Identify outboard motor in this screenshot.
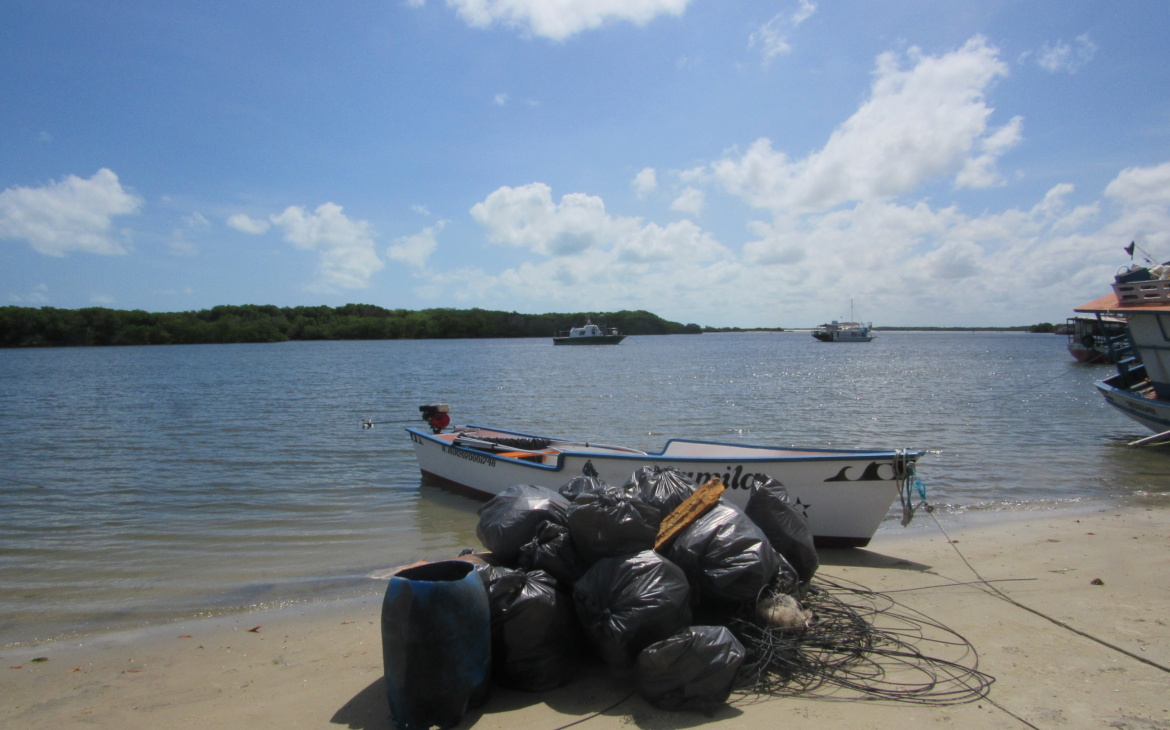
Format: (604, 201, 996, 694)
(419, 404, 450, 433)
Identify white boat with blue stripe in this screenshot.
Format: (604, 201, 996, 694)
(407, 408, 925, 548)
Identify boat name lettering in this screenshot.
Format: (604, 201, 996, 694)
(1127, 401, 1157, 416)
(441, 444, 496, 466)
(683, 464, 772, 491)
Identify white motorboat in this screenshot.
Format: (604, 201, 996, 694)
(552, 320, 626, 345)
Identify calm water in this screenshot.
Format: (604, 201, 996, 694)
(2, 332, 1168, 647)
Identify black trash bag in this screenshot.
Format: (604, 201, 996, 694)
(744, 479, 819, 588)
(635, 625, 747, 713)
(664, 501, 791, 607)
(558, 475, 610, 501)
(573, 550, 692, 668)
(518, 521, 585, 586)
(474, 561, 521, 598)
(474, 564, 581, 692)
(566, 486, 661, 565)
(624, 466, 697, 518)
(476, 485, 571, 566)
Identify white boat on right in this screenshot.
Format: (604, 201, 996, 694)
(1075, 247, 1170, 443)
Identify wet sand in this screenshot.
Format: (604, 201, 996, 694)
(3, 504, 1168, 729)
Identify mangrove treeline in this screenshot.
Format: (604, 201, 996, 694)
(0, 305, 704, 347)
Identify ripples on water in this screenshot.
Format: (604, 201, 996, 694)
(1, 332, 1167, 645)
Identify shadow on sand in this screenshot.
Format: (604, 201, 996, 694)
(817, 546, 932, 572)
(332, 661, 745, 730)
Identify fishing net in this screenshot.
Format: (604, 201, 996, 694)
(728, 575, 995, 705)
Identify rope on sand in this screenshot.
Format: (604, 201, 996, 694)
(928, 510, 1170, 675)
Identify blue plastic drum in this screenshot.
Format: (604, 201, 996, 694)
(381, 560, 491, 730)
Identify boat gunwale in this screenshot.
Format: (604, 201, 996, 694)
(407, 424, 923, 469)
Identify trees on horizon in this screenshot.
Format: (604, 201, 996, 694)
(0, 304, 703, 347)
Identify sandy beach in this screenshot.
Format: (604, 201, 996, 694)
(3, 504, 1168, 730)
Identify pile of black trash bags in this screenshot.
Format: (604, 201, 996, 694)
(471, 466, 819, 713)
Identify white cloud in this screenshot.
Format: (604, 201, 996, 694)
(955, 115, 1023, 189)
(227, 213, 271, 235)
(632, 167, 658, 198)
(715, 36, 1013, 212)
(445, 0, 692, 41)
(185, 212, 209, 229)
(922, 239, 982, 280)
(670, 186, 704, 218)
(1035, 34, 1097, 74)
(169, 233, 198, 257)
(440, 183, 734, 318)
(613, 218, 724, 263)
(711, 161, 1170, 327)
(427, 164, 1159, 325)
(269, 203, 384, 291)
(0, 169, 142, 256)
(678, 166, 709, 184)
(1104, 162, 1170, 208)
(9, 284, 50, 304)
(388, 221, 445, 268)
(470, 183, 610, 255)
(749, 0, 816, 62)
(169, 212, 209, 256)
(412, 204, 431, 216)
(493, 92, 509, 106)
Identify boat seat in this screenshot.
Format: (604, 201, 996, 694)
(495, 451, 545, 463)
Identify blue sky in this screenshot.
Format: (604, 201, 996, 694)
(3, 1, 1170, 328)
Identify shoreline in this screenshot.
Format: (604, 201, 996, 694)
(0, 495, 1142, 652)
(4, 493, 1146, 655)
(3, 502, 1169, 729)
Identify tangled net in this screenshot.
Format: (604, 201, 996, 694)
(728, 575, 995, 705)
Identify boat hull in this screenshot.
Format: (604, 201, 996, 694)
(1069, 345, 1107, 364)
(552, 335, 626, 345)
(1066, 315, 1126, 364)
(1095, 377, 1170, 432)
(407, 426, 922, 548)
(812, 332, 873, 343)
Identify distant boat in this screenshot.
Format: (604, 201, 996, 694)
(812, 301, 873, 342)
(1065, 315, 1127, 363)
(553, 320, 626, 345)
(812, 320, 873, 343)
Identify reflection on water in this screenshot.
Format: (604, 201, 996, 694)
(1, 332, 1167, 645)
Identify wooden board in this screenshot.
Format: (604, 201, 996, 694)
(654, 477, 726, 551)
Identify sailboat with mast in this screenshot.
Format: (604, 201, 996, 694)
(812, 300, 874, 343)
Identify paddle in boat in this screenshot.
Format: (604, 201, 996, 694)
(408, 405, 926, 548)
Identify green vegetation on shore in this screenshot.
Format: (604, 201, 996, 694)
(0, 305, 703, 347)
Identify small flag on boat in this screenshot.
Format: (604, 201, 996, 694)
(1125, 241, 1136, 257)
